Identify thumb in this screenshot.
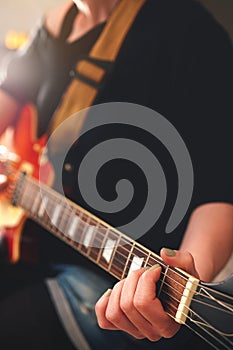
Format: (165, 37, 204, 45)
(160, 248, 200, 279)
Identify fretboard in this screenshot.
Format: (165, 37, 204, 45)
(12, 171, 197, 322)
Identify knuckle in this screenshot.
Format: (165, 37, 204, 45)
(120, 299, 133, 313)
(161, 324, 180, 338)
(105, 309, 120, 325)
(98, 319, 110, 329)
(184, 250, 195, 265)
(133, 296, 147, 311)
(133, 333, 145, 340)
(146, 331, 161, 342)
(161, 326, 174, 338)
(149, 335, 161, 342)
(113, 280, 124, 291)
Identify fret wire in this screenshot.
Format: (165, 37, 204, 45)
(58, 197, 73, 234)
(23, 180, 34, 208)
(89, 232, 187, 292)
(31, 190, 41, 214)
(107, 233, 122, 272)
(143, 251, 151, 268)
(30, 181, 40, 212)
(42, 203, 51, 228)
(22, 178, 232, 334)
(57, 200, 71, 234)
(96, 227, 110, 263)
(157, 264, 169, 298)
(77, 229, 153, 277)
(23, 207, 191, 302)
(93, 224, 107, 251)
(13, 172, 23, 205)
(86, 226, 163, 272)
(86, 222, 99, 256)
(74, 210, 85, 248)
(17, 177, 30, 208)
(81, 230, 154, 273)
(121, 241, 136, 279)
(24, 177, 152, 258)
(79, 214, 91, 249)
(22, 181, 37, 212)
(23, 175, 193, 290)
(52, 194, 65, 231)
(109, 241, 133, 272)
(16, 183, 188, 294)
(47, 189, 58, 226)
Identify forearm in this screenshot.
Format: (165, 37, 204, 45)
(179, 202, 233, 282)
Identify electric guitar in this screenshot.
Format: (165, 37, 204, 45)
(0, 105, 232, 349)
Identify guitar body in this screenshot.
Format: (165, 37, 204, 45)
(0, 104, 53, 263)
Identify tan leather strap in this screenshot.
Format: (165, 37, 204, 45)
(50, 0, 145, 153)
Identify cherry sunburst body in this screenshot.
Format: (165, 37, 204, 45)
(0, 104, 53, 263)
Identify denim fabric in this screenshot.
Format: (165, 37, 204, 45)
(52, 264, 128, 350)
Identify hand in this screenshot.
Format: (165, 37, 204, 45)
(95, 248, 200, 341)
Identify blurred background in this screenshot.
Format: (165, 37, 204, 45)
(0, 0, 232, 51)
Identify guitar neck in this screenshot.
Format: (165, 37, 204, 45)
(12, 170, 199, 324)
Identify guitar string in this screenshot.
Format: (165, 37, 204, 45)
(19, 177, 233, 313)
(184, 323, 221, 350)
(179, 310, 231, 350)
(11, 174, 233, 348)
(162, 290, 233, 350)
(17, 175, 233, 308)
(19, 177, 233, 315)
(161, 285, 233, 344)
(152, 284, 232, 350)
(172, 299, 233, 349)
(153, 276, 233, 318)
(16, 177, 233, 348)
(22, 190, 233, 323)
(194, 287, 233, 313)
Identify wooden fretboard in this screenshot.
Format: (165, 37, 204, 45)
(12, 170, 197, 322)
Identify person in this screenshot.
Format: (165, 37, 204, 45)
(0, 0, 232, 349)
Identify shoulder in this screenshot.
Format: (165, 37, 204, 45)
(45, 1, 74, 38)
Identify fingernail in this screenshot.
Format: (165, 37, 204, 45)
(103, 288, 112, 297)
(164, 248, 176, 257)
(148, 263, 161, 270)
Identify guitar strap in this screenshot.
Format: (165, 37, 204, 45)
(49, 0, 146, 154)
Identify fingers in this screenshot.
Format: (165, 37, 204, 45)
(96, 278, 145, 339)
(120, 266, 162, 341)
(95, 289, 118, 330)
(96, 248, 198, 342)
(132, 266, 180, 338)
(160, 248, 200, 278)
(95, 264, 180, 341)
